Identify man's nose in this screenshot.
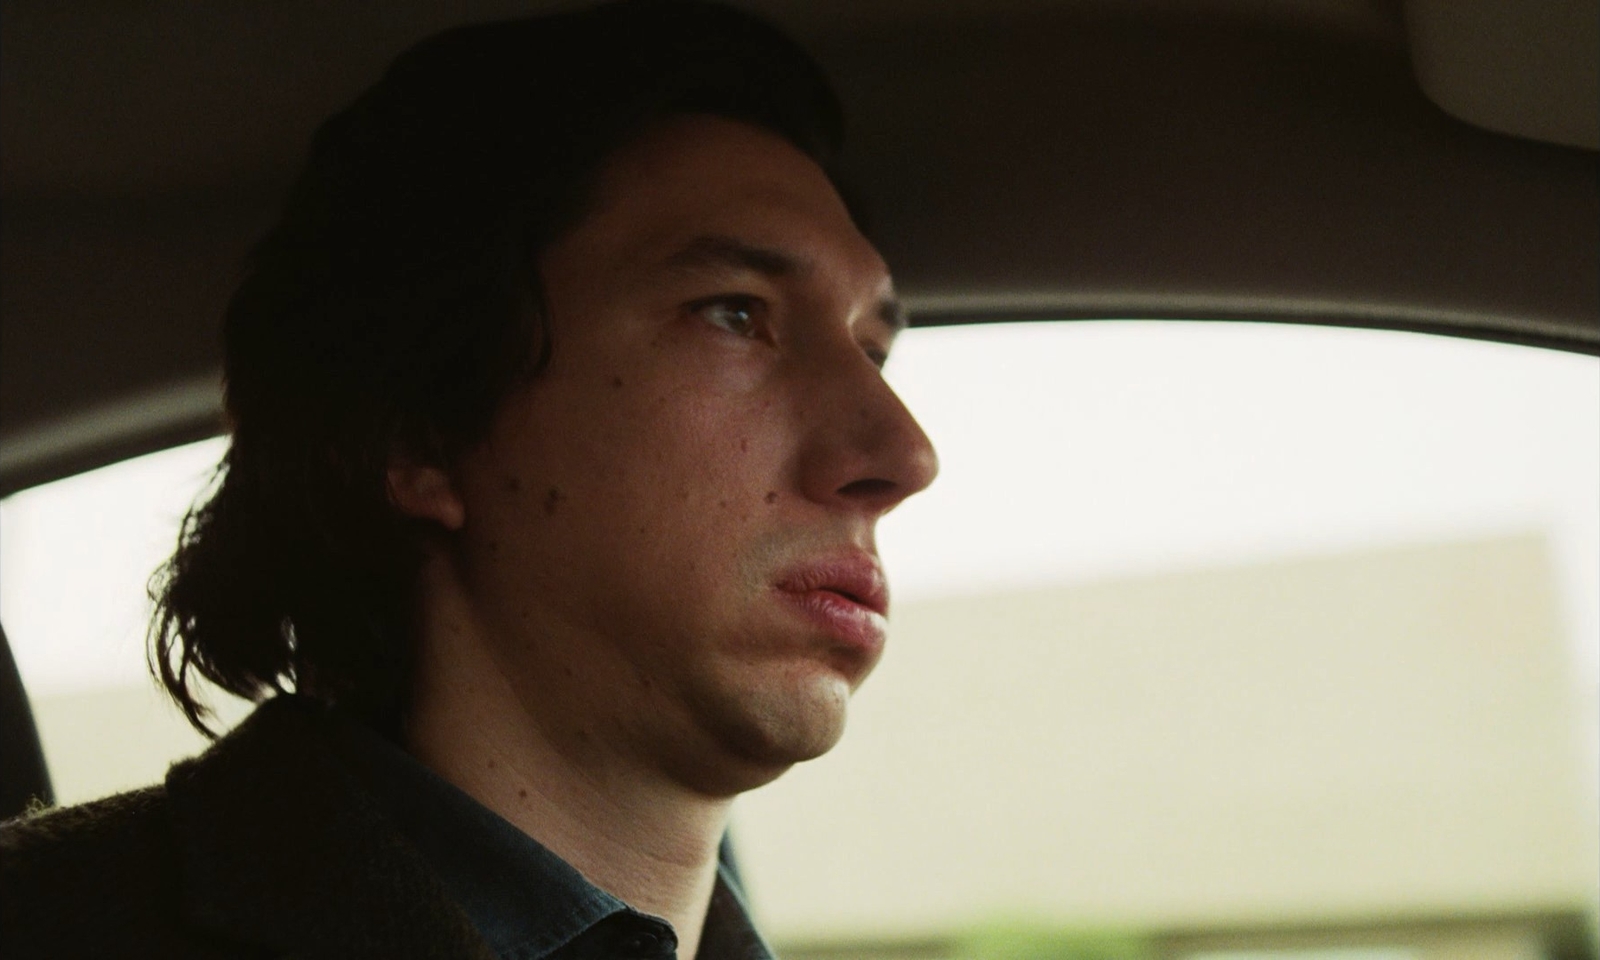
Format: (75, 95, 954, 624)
(797, 352, 939, 517)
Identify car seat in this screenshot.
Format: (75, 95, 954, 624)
(0, 623, 54, 818)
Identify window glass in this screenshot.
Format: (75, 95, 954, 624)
(1188, 952, 1417, 960)
(745, 321, 1598, 950)
(3, 436, 228, 694)
(2, 321, 1595, 952)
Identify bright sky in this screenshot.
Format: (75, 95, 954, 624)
(3, 320, 1597, 697)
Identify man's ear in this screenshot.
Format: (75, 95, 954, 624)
(387, 462, 467, 531)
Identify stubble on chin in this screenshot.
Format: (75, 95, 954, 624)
(677, 664, 854, 795)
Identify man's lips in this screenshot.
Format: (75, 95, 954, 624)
(771, 551, 890, 660)
(772, 553, 889, 617)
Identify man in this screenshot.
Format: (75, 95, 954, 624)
(0, 1, 935, 958)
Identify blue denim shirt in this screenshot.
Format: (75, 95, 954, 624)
(331, 718, 774, 960)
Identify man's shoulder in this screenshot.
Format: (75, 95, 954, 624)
(0, 783, 214, 957)
(3, 697, 494, 959)
(0, 699, 351, 958)
(1, 781, 174, 874)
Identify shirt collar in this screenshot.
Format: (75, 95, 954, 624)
(330, 714, 773, 960)
(700, 860, 776, 960)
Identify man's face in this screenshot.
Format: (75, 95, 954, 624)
(447, 115, 937, 795)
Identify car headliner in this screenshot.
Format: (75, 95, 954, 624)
(1, 0, 1596, 496)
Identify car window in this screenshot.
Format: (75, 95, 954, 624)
(3, 320, 1596, 957)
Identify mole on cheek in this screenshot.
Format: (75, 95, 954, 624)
(544, 487, 565, 514)
(764, 491, 778, 504)
(611, 376, 624, 388)
(739, 438, 749, 453)
(504, 476, 522, 493)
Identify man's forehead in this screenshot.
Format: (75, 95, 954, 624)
(560, 116, 899, 318)
(618, 179, 876, 275)
(579, 120, 852, 244)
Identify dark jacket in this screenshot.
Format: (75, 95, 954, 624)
(0, 698, 497, 960)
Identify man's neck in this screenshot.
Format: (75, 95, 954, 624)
(402, 601, 730, 959)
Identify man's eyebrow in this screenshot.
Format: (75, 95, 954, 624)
(662, 233, 908, 333)
(662, 235, 802, 277)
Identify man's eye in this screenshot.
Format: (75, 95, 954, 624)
(692, 296, 765, 338)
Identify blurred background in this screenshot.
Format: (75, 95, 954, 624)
(5, 319, 1595, 960)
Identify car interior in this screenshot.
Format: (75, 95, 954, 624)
(2, 1, 1596, 957)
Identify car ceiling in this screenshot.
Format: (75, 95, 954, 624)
(2, 0, 1596, 496)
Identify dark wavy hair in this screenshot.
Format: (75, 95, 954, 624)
(149, 0, 844, 736)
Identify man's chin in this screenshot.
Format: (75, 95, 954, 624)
(688, 671, 854, 793)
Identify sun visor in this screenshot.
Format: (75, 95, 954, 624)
(1404, 0, 1599, 150)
